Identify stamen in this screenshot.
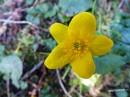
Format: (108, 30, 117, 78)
(64, 39, 89, 60)
(72, 40, 88, 56)
(73, 41, 82, 50)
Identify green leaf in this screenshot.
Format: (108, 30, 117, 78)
(95, 54, 125, 74)
(35, 4, 49, 13)
(121, 19, 130, 27)
(40, 86, 58, 97)
(115, 89, 128, 97)
(26, 3, 58, 19)
(25, 0, 34, 5)
(0, 55, 27, 89)
(124, 51, 130, 63)
(121, 28, 130, 44)
(0, 0, 4, 4)
(26, 8, 37, 15)
(0, 45, 5, 56)
(19, 32, 35, 47)
(43, 38, 56, 50)
(44, 5, 58, 18)
(112, 43, 129, 56)
(59, 0, 92, 16)
(57, 13, 70, 22)
(26, 14, 40, 25)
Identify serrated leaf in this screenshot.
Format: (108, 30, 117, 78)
(95, 54, 125, 74)
(59, 0, 92, 16)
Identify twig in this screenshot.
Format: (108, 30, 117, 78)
(62, 66, 71, 80)
(73, 89, 83, 97)
(92, 0, 97, 14)
(56, 69, 72, 97)
(28, 65, 45, 97)
(33, 0, 39, 7)
(119, 0, 125, 9)
(22, 60, 43, 80)
(6, 79, 10, 97)
(108, 89, 128, 93)
(3, 16, 13, 26)
(0, 19, 48, 32)
(0, 19, 37, 27)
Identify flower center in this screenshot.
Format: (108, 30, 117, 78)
(72, 40, 88, 57)
(73, 41, 83, 50)
(63, 38, 89, 60)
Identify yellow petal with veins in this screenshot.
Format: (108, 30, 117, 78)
(68, 12, 96, 40)
(71, 52, 95, 78)
(49, 23, 68, 43)
(90, 35, 113, 56)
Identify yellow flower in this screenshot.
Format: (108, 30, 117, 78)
(44, 12, 113, 78)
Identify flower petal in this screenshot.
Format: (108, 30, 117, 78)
(68, 12, 96, 38)
(44, 43, 72, 69)
(49, 23, 68, 43)
(90, 35, 113, 56)
(71, 52, 95, 78)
